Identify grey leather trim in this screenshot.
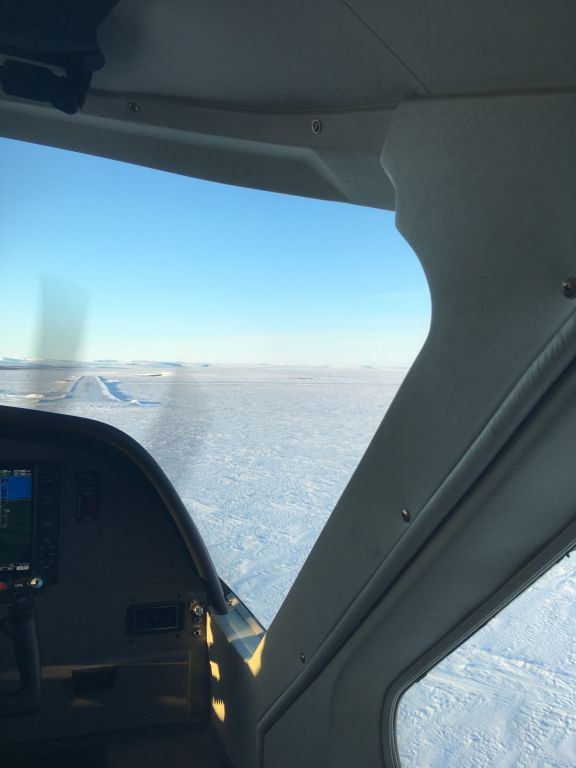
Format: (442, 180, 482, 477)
(256, 302, 576, 743)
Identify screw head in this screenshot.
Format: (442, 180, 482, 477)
(401, 508, 411, 523)
(192, 628, 202, 639)
(311, 118, 322, 135)
(562, 277, 576, 298)
(190, 600, 204, 617)
(127, 102, 140, 113)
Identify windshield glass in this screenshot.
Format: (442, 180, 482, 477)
(0, 137, 430, 626)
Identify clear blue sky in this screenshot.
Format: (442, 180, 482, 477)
(0, 136, 430, 366)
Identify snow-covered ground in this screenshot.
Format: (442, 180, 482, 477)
(0, 362, 401, 625)
(1, 362, 574, 767)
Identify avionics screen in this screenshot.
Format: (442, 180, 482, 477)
(0, 468, 33, 573)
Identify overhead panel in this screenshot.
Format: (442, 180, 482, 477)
(1, 2, 575, 208)
(348, 0, 576, 94)
(96, 0, 426, 108)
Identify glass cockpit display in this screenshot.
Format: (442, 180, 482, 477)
(0, 468, 33, 573)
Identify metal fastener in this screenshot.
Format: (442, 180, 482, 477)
(299, 653, 306, 664)
(192, 628, 202, 639)
(190, 600, 205, 617)
(311, 118, 322, 135)
(562, 277, 576, 298)
(401, 508, 411, 523)
(127, 102, 140, 113)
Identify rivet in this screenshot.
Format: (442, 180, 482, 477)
(299, 653, 306, 664)
(192, 628, 202, 639)
(561, 277, 576, 298)
(401, 508, 411, 523)
(127, 102, 140, 113)
(311, 118, 322, 135)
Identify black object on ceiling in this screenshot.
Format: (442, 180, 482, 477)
(0, 0, 120, 114)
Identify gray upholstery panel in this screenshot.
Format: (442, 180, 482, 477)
(263, 356, 576, 766)
(96, 0, 424, 108)
(347, 0, 576, 94)
(251, 93, 576, 743)
(0, 97, 397, 209)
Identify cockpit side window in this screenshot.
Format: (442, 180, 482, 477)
(396, 552, 576, 767)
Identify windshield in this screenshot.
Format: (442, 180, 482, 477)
(0, 137, 430, 626)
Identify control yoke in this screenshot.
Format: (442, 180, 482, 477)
(0, 593, 42, 716)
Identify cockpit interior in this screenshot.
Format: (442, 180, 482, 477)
(1, 2, 576, 767)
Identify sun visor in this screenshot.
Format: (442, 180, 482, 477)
(0, 0, 119, 114)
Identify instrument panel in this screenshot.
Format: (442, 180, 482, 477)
(0, 408, 219, 742)
(0, 463, 61, 598)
